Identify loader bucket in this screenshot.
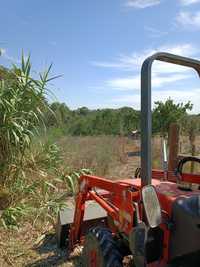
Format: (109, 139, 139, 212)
(57, 200, 107, 248)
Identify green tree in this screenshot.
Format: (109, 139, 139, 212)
(77, 107, 90, 116)
(152, 98, 193, 136)
(119, 107, 140, 135)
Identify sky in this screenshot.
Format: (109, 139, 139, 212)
(1, 0, 200, 113)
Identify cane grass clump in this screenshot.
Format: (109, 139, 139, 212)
(0, 55, 55, 185)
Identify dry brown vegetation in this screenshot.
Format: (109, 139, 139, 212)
(58, 136, 140, 179)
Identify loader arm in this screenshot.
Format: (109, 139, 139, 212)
(69, 175, 140, 250)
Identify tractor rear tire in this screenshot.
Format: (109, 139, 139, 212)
(82, 227, 123, 267)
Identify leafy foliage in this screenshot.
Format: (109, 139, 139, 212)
(46, 105, 140, 136)
(153, 98, 193, 136)
(0, 137, 92, 229)
(45, 99, 198, 138)
(0, 55, 55, 184)
(28, 141, 63, 170)
(1, 204, 31, 229)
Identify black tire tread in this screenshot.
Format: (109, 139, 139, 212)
(83, 226, 123, 267)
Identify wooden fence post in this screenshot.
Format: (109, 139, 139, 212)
(189, 128, 196, 173)
(168, 123, 180, 172)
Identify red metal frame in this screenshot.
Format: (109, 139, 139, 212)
(68, 170, 200, 266)
(90, 250, 98, 267)
(69, 174, 138, 250)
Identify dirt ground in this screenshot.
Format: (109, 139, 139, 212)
(0, 223, 82, 267)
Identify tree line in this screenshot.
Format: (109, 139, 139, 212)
(45, 99, 200, 137)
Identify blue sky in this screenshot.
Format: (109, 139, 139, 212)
(1, 0, 200, 112)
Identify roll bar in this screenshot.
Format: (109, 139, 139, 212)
(141, 52, 200, 186)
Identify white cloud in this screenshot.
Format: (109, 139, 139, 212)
(92, 44, 197, 74)
(0, 48, 6, 55)
(176, 11, 200, 29)
(125, 0, 161, 8)
(106, 73, 191, 91)
(0, 48, 20, 63)
(180, 0, 200, 6)
(107, 75, 140, 90)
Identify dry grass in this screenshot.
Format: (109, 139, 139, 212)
(180, 135, 200, 155)
(58, 136, 130, 178)
(0, 223, 82, 267)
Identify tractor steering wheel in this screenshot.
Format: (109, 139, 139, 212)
(176, 156, 200, 179)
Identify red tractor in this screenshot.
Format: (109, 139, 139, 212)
(56, 53, 200, 267)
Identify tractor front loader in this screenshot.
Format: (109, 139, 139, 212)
(56, 53, 200, 267)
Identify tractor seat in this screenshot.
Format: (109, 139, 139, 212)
(170, 194, 200, 259)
